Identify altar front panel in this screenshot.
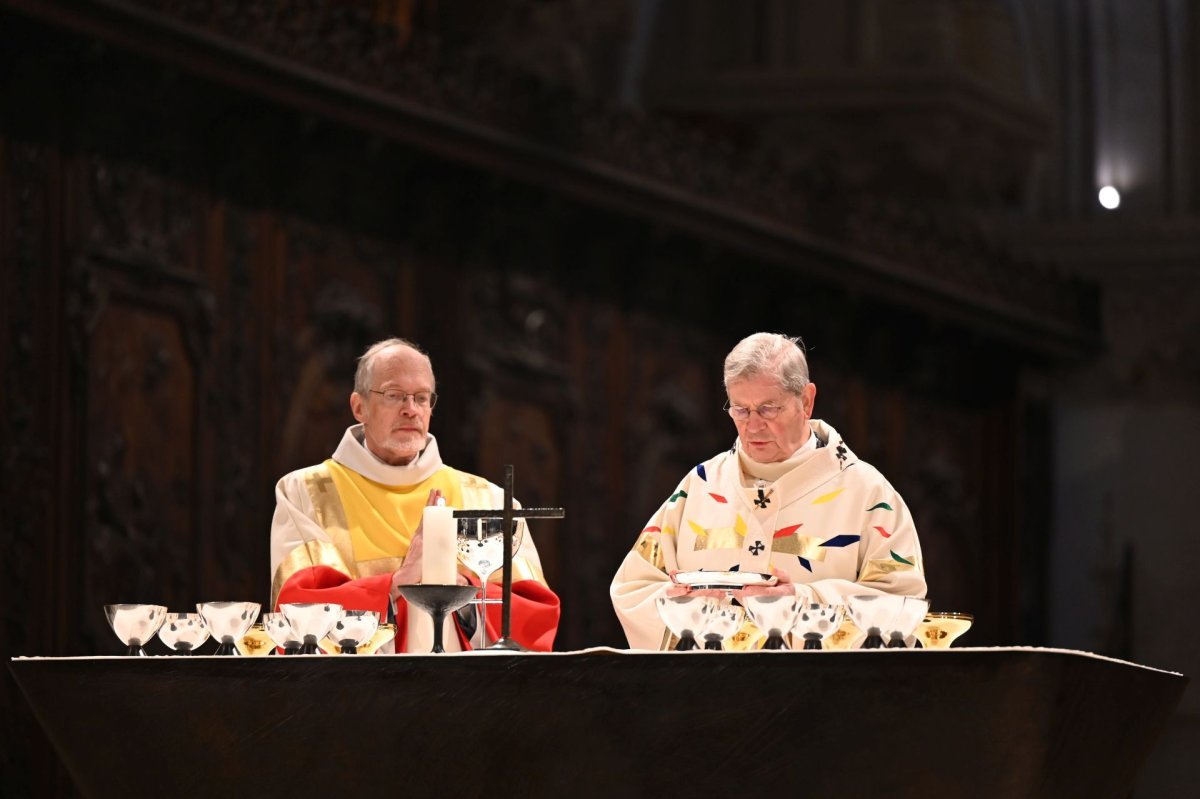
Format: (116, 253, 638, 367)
(10, 648, 1186, 799)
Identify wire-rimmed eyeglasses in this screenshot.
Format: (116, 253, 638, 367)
(368, 389, 438, 409)
(724, 400, 788, 421)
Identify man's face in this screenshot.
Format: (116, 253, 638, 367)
(349, 346, 435, 466)
(726, 373, 816, 464)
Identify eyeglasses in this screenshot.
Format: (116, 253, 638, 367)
(724, 400, 789, 421)
(368, 389, 438, 409)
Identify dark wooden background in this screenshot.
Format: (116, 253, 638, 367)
(0, 2, 1112, 795)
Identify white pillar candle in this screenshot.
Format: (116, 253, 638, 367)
(421, 505, 457, 585)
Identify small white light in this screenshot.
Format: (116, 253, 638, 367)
(1098, 185, 1121, 210)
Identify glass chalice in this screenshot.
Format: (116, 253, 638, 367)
(279, 603, 342, 655)
(914, 611, 974, 648)
(655, 594, 717, 651)
(792, 603, 846, 650)
(703, 601, 746, 651)
(263, 612, 301, 655)
(197, 601, 261, 656)
(328, 610, 380, 654)
(740, 594, 802, 650)
(885, 596, 931, 648)
(104, 604, 167, 656)
(157, 612, 209, 655)
(846, 594, 906, 649)
(456, 517, 522, 647)
(823, 611, 862, 650)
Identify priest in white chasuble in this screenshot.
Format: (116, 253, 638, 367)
(270, 338, 560, 652)
(611, 332, 927, 650)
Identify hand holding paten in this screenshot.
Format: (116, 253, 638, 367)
(731, 568, 796, 603)
(665, 570, 726, 599)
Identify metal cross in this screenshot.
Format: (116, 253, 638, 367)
(452, 465, 564, 651)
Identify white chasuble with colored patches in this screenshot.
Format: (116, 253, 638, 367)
(610, 419, 927, 651)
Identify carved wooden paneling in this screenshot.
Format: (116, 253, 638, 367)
(273, 217, 395, 476)
(0, 135, 72, 799)
(81, 298, 198, 648)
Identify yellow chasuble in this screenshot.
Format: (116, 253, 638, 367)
(326, 460, 466, 563)
(296, 461, 492, 582)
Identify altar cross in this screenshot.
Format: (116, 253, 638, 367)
(453, 465, 564, 651)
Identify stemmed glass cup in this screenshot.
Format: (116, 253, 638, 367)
(740, 595, 802, 649)
(885, 597, 931, 648)
(328, 610, 380, 654)
(791, 603, 846, 650)
(197, 602, 261, 656)
(702, 602, 746, 650)
(104, 604, 167, 656)
(157, 612, 209, 655)
(263, 612, 301, 655)
(656, 594, 717, 651)
(456, 517, 522, 647)
(823, 611, 862, 650)
(279, 603, 342, 655)
(846, 594, 906, 650)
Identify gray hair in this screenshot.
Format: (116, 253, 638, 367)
(723, 333, 810, 395)
(354, 338, 434, 394)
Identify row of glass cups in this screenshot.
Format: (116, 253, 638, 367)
(103, 602, 394, 656)
(655, 592, 973, 651)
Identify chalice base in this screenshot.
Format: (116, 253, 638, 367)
(762, 633, 788, 650)
(484, 636, 526, 652)
(861, 631, 886, 649)
(673, 633, 698, 651)
(213, 640, 239, 656)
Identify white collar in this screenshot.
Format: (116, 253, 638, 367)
(737, 421, 822, 483)
(331, 425, 444, 486)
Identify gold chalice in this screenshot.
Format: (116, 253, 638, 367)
(236, 623, 274, 656)
(322, 622, 397, 655)
(915, 611, 974, 649)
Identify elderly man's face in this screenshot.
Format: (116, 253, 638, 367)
(349, 346, 435, 466)
(726, 373, 817, 463)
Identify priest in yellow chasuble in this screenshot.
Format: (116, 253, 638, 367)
(270, 338, 559, 652)
(610, 332, 927, 650)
